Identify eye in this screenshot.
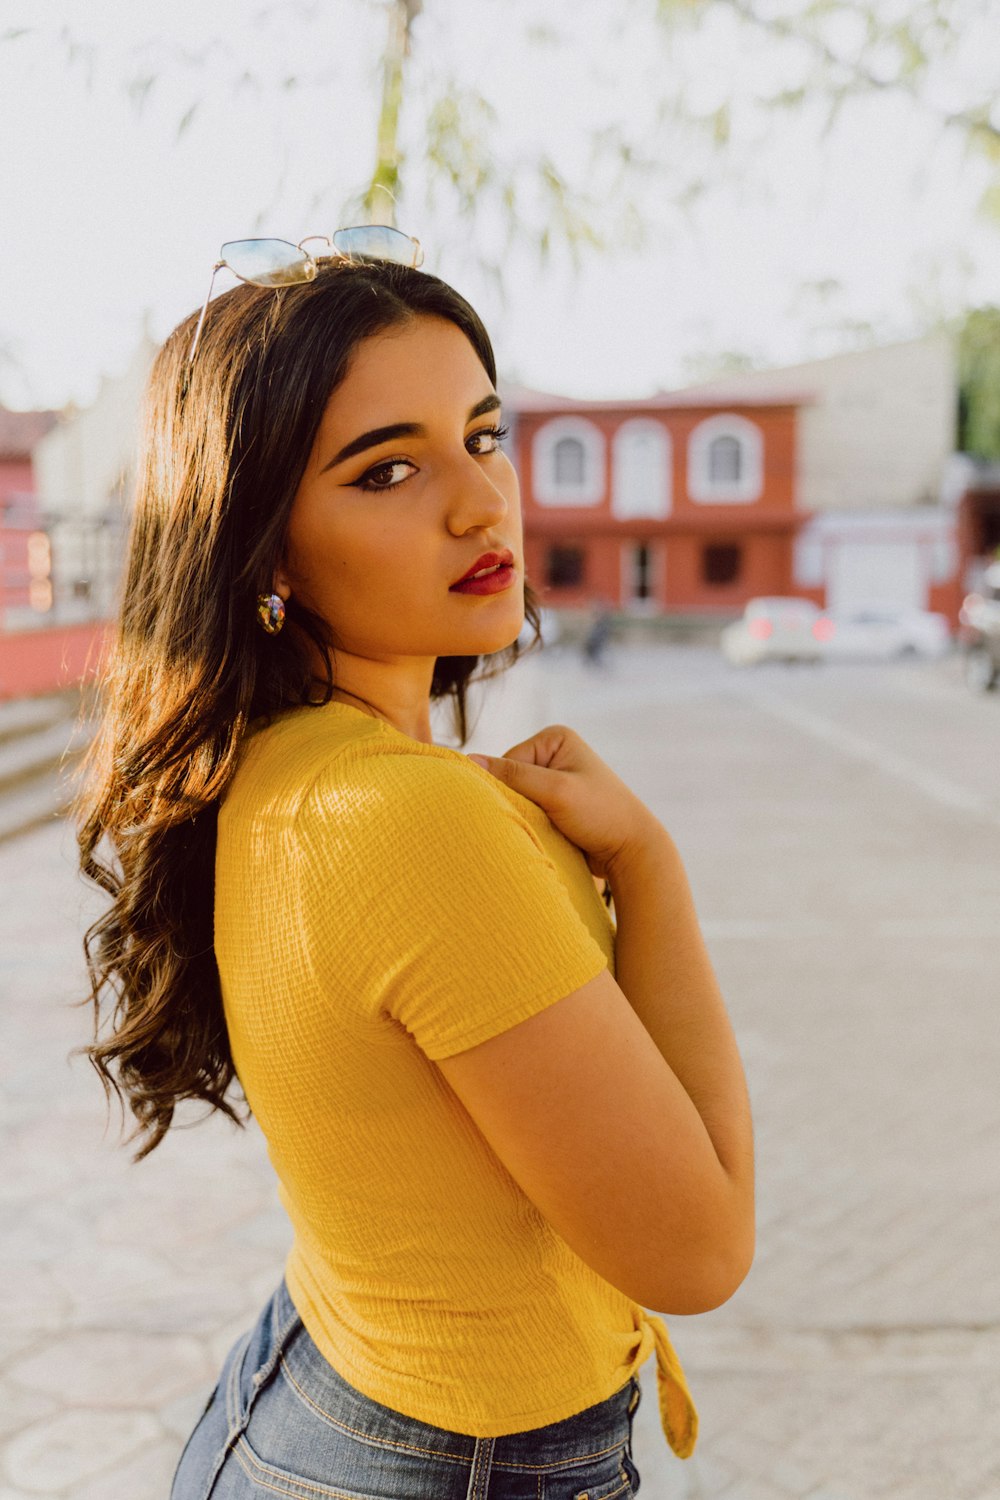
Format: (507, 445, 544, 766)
(466, 423, 509, 456)
(354, 458, 417, 492)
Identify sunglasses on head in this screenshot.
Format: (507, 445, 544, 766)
(185, 225, 425, 368)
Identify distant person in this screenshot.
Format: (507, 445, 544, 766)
(582, 600, 615, 668)
(74, 233, 754, 1498)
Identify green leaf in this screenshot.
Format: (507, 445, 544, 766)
(711, 103, 730, 147)
(127, 74, 157, 114)
(177, 101, 199, 139)
(976, 180, 1000, 224)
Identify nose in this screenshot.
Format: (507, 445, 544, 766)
(443, 449, 515, 537)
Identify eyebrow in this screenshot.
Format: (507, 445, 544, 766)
(320, 393, 502, 473)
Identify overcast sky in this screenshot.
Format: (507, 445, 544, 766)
(1, 0, 998, 410)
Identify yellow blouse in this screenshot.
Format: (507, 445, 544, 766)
(215, 700, 697, 1458)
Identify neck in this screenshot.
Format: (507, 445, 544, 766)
(316, 650, 438, 744)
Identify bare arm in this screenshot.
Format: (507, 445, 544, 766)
(435, 728, 755, 1313)
(608, 821, 755, 1273)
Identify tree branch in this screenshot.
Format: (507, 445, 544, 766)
(720, 0, 1000, 144)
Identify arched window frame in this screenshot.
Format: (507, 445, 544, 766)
(687, 414, 764, 504)
(532, 417, 605, 507)
(611, 419, 672, 520)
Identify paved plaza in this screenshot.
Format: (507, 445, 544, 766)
(2, 642, 999, 1498)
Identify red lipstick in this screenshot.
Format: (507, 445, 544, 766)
(449, 549, 516, 595)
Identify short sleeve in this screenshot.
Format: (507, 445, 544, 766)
(294, 749, 610, 1059)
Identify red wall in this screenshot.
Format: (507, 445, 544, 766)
(1, 458, 42, 613)
(0, 621, 110, 700)
(0, 457, 34, 504)
(666, 531, 792, 610)
(518, 406, 799, 518)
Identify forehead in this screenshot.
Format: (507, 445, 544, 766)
(321, 315, 492, 430)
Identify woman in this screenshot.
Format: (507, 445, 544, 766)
(77, 231, 755, 1499)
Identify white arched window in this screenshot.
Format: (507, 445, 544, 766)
(611, 419, 671, 520)
(554, 436, 585, 486)
(708, 434, 741, 484)
(688, 414, 764, 504)
(532, 417, 605, 507)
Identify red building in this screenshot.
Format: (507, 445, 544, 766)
(948, 456, 1000, 595)
(0, 405, 109, 701)
(504, 384, 812, 615)
(0, 405, 58, 619)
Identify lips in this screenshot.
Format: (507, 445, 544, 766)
(449, 548, 515, 589)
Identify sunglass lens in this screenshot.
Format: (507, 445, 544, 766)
(332, 226, 423, 268)
(221, 239, 316, 286)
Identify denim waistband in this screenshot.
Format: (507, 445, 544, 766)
(271, 1278, 641, 1469)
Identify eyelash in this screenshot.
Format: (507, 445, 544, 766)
(354, 423, 510, 492)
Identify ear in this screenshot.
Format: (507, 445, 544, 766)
(271, 567, 292, 602)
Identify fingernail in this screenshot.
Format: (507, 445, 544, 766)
(466, 754, 489, 768)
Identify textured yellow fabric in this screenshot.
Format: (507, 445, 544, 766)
(215, 700, 697, 1454)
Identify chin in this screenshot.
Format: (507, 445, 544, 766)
(428, 591, 526, 658)
(471, 613, 527, 656)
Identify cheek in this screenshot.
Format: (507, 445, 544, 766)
(285, 506, 362, 582)
(340, 517, 426, 583)
(288, 509, 428, 608)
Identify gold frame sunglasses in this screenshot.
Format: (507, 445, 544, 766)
(186, 225, 425, 367)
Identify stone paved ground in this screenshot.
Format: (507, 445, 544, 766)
(2, 643, 998, 1498)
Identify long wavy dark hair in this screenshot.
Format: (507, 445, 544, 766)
(75, 258, 541, 1160)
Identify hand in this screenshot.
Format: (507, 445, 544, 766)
(467, 724, 659, 881)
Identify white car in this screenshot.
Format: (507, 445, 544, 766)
(820, 605, 951, 661)
(721, 597, 831, 665)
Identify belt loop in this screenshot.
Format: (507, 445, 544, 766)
(225, 1329, 253, 1432)
(466, 1436, 495, 1500)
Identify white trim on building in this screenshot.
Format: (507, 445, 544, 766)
(532, 417, 605, 507)
(611, 419, 671, 520)
(687, 413, 764, 505)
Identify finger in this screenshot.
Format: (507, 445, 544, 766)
(501, 724, 576, 766)
(501, 737, 546, 765)
(465, 751, 563, 803)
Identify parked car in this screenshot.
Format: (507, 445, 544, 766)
(958, 562, 1000, 691)
(721, 597, 832, 665)
(819, 604, 951, 661)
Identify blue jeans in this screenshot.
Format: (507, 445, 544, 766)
(171, 1278, 643, 1499)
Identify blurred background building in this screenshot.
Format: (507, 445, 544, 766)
(0, 338, 154, 698)
(3, 323, 990, 701)
(0, 405, 58, 620)
(506, 380, 807, 616)
(30, 334, 155, 624)
(507, 328, 965, 624)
